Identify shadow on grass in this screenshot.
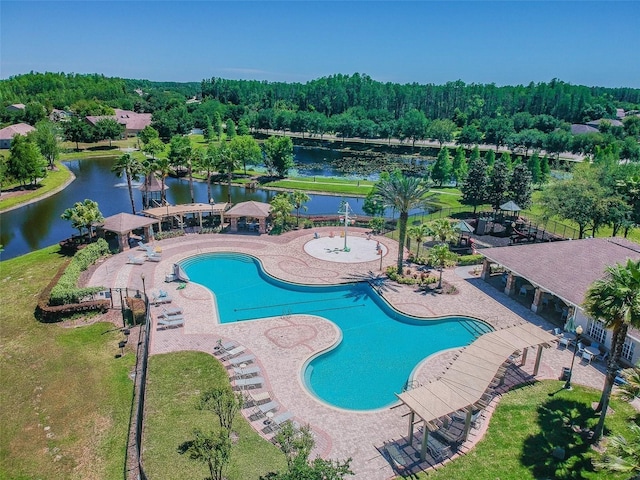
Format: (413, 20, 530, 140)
(521, 397, 598, 479)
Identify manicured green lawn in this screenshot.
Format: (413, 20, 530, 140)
(0, 246, 135, 480)
(421, 381, 638, 480)
(0, 161, 73, 211)
(143, 351, 286, 479)
(266, 176, 374, 196)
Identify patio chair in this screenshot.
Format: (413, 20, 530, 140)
(145, 252, 162, 262)
(596, 351, 609, 363)
(227, 354, 255, 366)
(269, 411, 293, 430)
(553, 328, 562, 336)
(384, 443, 408, 473)
(581, 351, 594, 364)
(127, 255, 145, 265)
(577, 342, 586, 355)
(151, 291, 172, 304)
(233, 376, 264, 390)
(427, 435, 451, 462)
(558, 337, 570, 349)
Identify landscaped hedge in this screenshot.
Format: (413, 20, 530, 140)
(49, 239, 110, 305)
(457, 254, 484, 266)
(154, 230, 185, 240)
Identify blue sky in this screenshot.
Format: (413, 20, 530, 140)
(1, 1, 639, 88)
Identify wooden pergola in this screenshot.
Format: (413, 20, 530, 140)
(141, 202, 229, 231)
(396, 323, 557, 461)
(96, 213, 160, 252)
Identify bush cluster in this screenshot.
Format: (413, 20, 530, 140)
(198, 226, 223, 234)
(457, 254, 484, 266)
(154, 230, 185, 241)
(49, 239, 110, 305)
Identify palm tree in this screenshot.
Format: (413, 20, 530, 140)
(407, 223, 430, 259)
(210, 142, 236, 203)
(375, 172, 430, 274)
(111, 152, 142, 214)
(155, 157, 171, 206)
(593, 422, 640, 479)
(427, 243, 458, 289)
(428, 218, 457, 245)
(616, 362, 640, 403)
(583, 259, 640, 441)
(60, 199, 104, 240)
(290, 191, 310, 227)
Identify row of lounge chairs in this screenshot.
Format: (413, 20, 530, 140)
(213, 339, 295, 435)
(152, 292, 185, 329)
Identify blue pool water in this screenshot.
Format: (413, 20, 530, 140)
(182, 253, 493, 410)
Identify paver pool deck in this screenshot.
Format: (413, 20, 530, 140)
(88, 227, 613, 479)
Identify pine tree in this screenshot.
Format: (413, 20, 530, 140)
(431, 147, 452, 186)
(461, 155, 488, 214)
(452, 147, 468, 186)
(500, 151, 512, 170)
(540, 155, 551, 184)
(485, 149, 496, 167)
(487, 160, 511, 210)
(527, 152, 542, 184)
(510, 163, 533, 209)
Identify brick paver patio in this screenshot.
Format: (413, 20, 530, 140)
(87, 227, 613, 479)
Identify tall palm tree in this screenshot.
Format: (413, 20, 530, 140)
(407, 223, 430, 259)
(593, 422, 640, 479)
(111, 152, 143, 214)
(210, 142, 236, 203)
(290, 191, 310, 227)
(584, 259, 640, 441)
(616, 362, 640, 403)
(155, 157, 171, 206)
(375, 173, 429, 274)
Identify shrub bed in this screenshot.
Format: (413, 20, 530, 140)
(457, 254, 484, 265)
(49, 239, 110, 306)
(154, 230, 185, 241)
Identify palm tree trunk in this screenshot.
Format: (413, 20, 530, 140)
(188, 164, 195, 204)
(594, 323, 627, 440)
(397, 212, 408, 274)
(126, 171, 136, 215)
(438, 267, 443, 289)
(227, 168, 232, 203)
(207, 170, 212, 204)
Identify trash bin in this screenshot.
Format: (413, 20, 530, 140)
(561, 367, 571, 381)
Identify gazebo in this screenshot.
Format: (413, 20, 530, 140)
(224, 201, 271, 234)
(96, 213, 160, 252)
(138, 174, 168, 209)
(141, 202, 229, 231)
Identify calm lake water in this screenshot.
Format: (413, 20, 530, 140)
(0, 147, 427, 261)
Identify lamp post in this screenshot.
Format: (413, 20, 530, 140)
(140, 273, 146, 301)
(564, 325, 584, 390)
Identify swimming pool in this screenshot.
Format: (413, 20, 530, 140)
(182, 253, 493, 410)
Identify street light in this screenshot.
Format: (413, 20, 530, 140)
(564, 325, 584, 390)
(140, 273, 146, 302)
(210, 198, 215, 226)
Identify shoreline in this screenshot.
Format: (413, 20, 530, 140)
(0, 163, 76, 214)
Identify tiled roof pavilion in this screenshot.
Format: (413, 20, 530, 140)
(481, 237, 640, 307)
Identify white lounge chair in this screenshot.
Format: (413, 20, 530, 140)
(219, 346, 245, 360)
(127, 255, 145, 265)
(151, 291, 172, 305)
(269, 411, 293, 431)
(213, 341, 237, 355)
(160, 306, 183, 317)
(227, 354, 255, 366)
(234, 376, 264, 389)
(245, 390, 271, 406)
(233, 365, 261, 378)
(384, 444, 408, 473)
(157, 317, 184, 330)
(254, 400, 278, 417)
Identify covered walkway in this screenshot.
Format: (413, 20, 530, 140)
(397, 323, 557, 461)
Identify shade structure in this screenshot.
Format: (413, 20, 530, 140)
(454, 220, 474, 233)
(499, 201, 521, 212)
(397, 323, 556, 428)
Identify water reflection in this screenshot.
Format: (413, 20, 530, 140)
(1, 153, 389, 261)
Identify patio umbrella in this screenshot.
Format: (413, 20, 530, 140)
(499, 201, 521, 212)
(564, 313, 576, 332)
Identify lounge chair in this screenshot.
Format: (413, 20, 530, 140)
(214, 341, 237, 355)
(233, 365, 261, 378)
(245, 390, 271, 407)
(127, 255, 145, 265)
(227, 354, 255, 366)
(428, 435, 451, 462)
(219, 346, 245, 360)
(146, 252, 161, 262)
(254, 400, 279, 417)
(151, 291, 172, 305)
(157, 317, 184, 330)
(269, 411, 293, 430)
(160, 306, 183, 317)
(384, 444, 408, 472)
(233, 376, 264, 389)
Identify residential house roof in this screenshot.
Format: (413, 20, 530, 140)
(586, 118, 624, 128)
(0, 122, 35, 139)
(570, 124, 599, 135)
(6, 103, 25, 111)
(85, 109, 152, 132)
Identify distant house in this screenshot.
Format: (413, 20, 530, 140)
(49, 109, 71, 122)
(186, 96, 201, 105)
(586, 118, 624, 129)
(85, 109, 152, 137)
(0, 123, 35, 149)
(6, 103, 26, 112)
(616, 108, 626, 119)
(570, 124, 599, 135)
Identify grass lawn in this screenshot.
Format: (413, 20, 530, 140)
(0, 246, 135, 480)
(421, 381, 638, 480)
(0, 161, 73, 211)
(265, 176, 374, 196)
(143, 351, 286, 479)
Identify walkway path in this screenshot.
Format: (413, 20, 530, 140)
(87, 228, 608, 480)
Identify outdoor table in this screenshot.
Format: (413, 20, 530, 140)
(264, 411, 274, 426)
(562, 332, 576, 341)
(585, 346, 600, 356)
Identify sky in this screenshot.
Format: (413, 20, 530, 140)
(1, 1, 639, 88)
